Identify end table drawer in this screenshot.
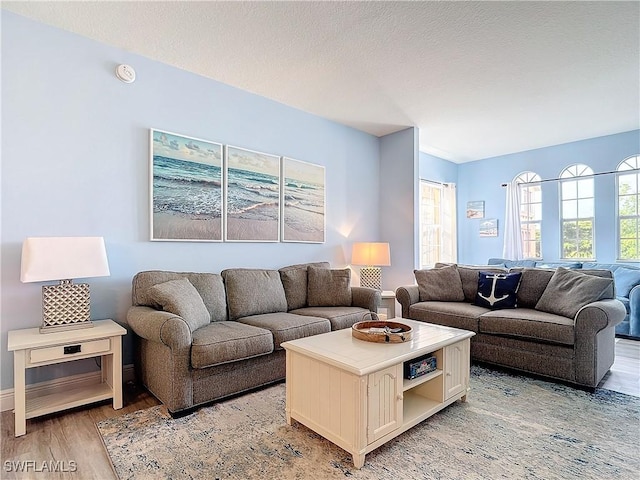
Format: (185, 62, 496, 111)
(30, 339, 111, 363)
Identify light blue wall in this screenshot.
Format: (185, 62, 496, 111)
(380, 128, 420, 289)
(0, 12, 383, 390)
(457, 130, 640, 265)
(419, 151, 458, 184)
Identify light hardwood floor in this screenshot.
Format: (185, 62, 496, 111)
(1, 339, 638, 480)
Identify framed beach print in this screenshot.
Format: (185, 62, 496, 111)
(282, 157, 326, 243)
(479, 218, 498, 237)
(150, 129, 223, 242)
(467, 200, 485, 218)
(225, 146, 281, 242)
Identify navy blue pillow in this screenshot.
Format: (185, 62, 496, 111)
(474, 271, 522, 309)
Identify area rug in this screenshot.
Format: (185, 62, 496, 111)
(97, 366, 640, 480)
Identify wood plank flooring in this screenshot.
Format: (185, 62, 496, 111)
(599, 338, 640, 396)
(1, 339, 638, 480)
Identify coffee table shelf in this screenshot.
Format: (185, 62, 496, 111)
(403, 368, 442, 391)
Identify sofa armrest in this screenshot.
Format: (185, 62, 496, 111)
(395, 285, 420, 319)
(351, 286, 381, 312)
(127, 306, 193, 355)
(575, 299, 626, 332)
(574, 299, 626, 386)
(628, 285, 640, 337)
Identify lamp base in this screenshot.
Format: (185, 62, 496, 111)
(39, 320, 94, 333)
(360, 266, 382, 290)
(41, 281, 92, 333)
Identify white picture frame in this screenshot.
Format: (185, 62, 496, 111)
(150, 129, 223, 242)
(224, 145, 281, 242)
(281, 157, 326, 243)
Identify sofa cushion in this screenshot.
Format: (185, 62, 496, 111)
(479, 309, 575, 346)
(222, 269, 288, 320)
(535, 268, 614, 318)
(613, 267, 640, 297)
(514, 268, 555, 308)
(133, 270, 227, 321)
(147, 278, 211, 332)
(279, 262, 330, 310)
(504, 259, 537, 268)
(474, 271, 522, 309)
(307, 266, 352, 307)
(237, 312, 331, 349)
(535, 262, 582, 269)
(191, 321, 273, 368)
(290, 306, 368, 330)
(408, 301, 486, 332)
(415, 264, 465, 302)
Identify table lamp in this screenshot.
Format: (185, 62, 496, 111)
(20, 236, 110, 333)
(351, 242, 391, 290)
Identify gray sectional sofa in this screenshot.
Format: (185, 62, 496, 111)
(127, 262, 380, 414)
(396, 264, 626, 388)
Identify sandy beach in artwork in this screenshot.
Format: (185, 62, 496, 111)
(283, 224, 324, 242)
(153, 212, 222, 241)
(226, 217, 279, 241)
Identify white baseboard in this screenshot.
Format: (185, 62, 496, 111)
(0, 364, 135, 413)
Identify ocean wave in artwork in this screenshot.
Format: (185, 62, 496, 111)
(153, 155, 222, 218)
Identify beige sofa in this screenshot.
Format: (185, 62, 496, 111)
(396, 264, 626, 388)
(127, 262, 380, 414)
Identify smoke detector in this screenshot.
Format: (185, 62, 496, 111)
(115, 64, 136, 83)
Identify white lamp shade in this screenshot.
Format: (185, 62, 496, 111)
(20, 236, 110, 283)
(351, 242, 391, 266)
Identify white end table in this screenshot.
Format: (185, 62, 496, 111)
(379, 290, 397, 319)
(7, 319, 126, 436)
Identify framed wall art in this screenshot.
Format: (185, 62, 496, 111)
(467, 200, 485, 219)
(480, 218, 498, 237)
(225, 146, 281, 242)
(281, 157, 326, 243)
(150, 129, 223, 242)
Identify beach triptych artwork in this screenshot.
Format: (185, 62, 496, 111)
(150, 129, 325, 243)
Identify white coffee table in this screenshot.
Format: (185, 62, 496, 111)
(281, 319, 475, 468)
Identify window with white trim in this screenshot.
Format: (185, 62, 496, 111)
(419, 180, 456, 268)
(560, 164, 594, 259)
(515, 171, 542, 258)
(617, 155, 640, 260)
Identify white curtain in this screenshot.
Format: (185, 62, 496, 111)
(441, 183, 457, 263)
(502, 180, 523, 260)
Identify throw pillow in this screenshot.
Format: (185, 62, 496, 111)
(474, 271, 522, 309)
(279, 262, 330, 310)
(307, 266, 352, 307)
(535, 267, 614, 318)
(414, 264, 465, 302)
(221, 269, 288, 320)
(613, 267, 640, 298)
(147, 278, 210, 332)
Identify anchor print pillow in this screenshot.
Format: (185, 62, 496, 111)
(474, 271, 522, 309)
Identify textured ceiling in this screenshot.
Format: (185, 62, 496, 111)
(3, 1, 639, 163)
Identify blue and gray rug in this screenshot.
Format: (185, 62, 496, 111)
(96, 366, 640, 479)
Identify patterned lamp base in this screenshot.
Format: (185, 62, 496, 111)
(360, 266, 382, 291)
(41, 281, 93, 333)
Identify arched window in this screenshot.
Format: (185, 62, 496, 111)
(515, 172, 542, 258)
(560, 164, 594, 259)
(617, 155, 640, 260)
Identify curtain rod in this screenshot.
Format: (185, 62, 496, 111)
(422, 179, 455, 187)
(500, 168, 640, 187)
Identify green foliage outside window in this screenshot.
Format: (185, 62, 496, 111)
(618, 164, 640, 260)
(562, 220, 593, 258)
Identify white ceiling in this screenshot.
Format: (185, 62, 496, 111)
(3, 1, 639, 163)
